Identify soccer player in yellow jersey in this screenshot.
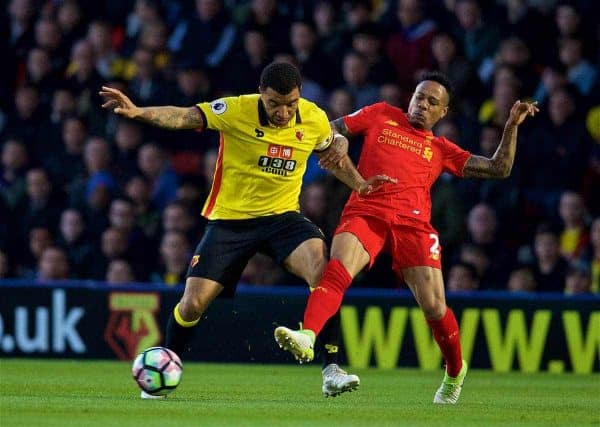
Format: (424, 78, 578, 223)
(100, 62, 393, 398)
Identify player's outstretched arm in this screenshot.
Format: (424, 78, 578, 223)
(99, 86, 203, 130)
(463, 100, 538, 179)
(325, 154, 396, 196)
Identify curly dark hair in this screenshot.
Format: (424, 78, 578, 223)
(259, 62, 302, 95)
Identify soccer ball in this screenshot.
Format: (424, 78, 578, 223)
(132, 346, 183, 396)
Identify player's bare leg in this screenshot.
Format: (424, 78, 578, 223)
(402, 266, 467, 404)
(165, 277, 223, 355)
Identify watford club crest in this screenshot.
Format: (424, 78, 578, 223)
(190, 255, 200, 268)
(295, 130, 304, 141)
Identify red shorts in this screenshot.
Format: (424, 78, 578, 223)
(334, 214, 442, 273)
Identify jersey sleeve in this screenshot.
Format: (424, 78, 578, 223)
(196, 96, 240, 132)
(313, 107, 334, 152)
(343, 102, 387, 134)
(439, 137, 472, 177)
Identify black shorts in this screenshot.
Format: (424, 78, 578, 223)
(187, 212, 324, 295)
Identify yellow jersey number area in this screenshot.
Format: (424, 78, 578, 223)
(258, 144, 297, 176)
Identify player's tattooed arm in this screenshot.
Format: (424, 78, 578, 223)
(463, 100, 538, 179)
(462, 124, 518, 178)
(330, 118, 352, 139)
(136, 106, 203, 130)
(99, 86, 203, 130)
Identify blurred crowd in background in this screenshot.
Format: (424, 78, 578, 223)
(0, 0, 599, 295)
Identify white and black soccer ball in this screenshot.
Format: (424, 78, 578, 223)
(132, 346, 183, 396)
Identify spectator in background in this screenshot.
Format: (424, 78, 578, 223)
(581, 217, 599, 293)
(137, 19, 171, 72)
(300, 180, 334, 239)
(168, 0, 236, 69)
(125, 175, 161, 240)
(1, 138, 29, 209)
(7, 0, 36, 61)
(34, 18, 68, 74)
(122, 0, 163, 56)
(150, 231, 190, 286)
(452, 0, 500, 75)
(312, 1, 345, 62)
(564, 263, 592, 295)
(220, 27, 271, 95)
(36, 87, 78, 156)
(430, 32, 481, 117)
(558, 191, 589, 261)
(558, 37, 597, 97)
(79, 170, 115, 239)
(44, 116, 88, 190)
(56, 0, 86, 50)
(482, 37, 537, 96)
(2, 85, 43, 146)
(25, 47, 58, 106)
(106, 258, 136, 285)
(351, 23, 394, 86)
(507, 266, 537, 292)
(65, 39, 105, 114)
(0, 249, 10, 278)
(87, 20, 122, 80)
(89, 226, 131, 280)
(464, 203, 513, 288)
(161, 200, 199, 241)
(458, 124, 520, 224)
(386, 0, 437, 95)
(290, 20, 337, 90)
(339, 51, 379, 109)
(447, 261, 479, 292)
(108, 196, 151, 271)
(478, 77, 520, 128)
(529, 223, 568, 292)
(379, 83, 403, 107)
(523, 86, 592, 215)
(19, 226, 54, 278)
(113, 119, 145, 184)
(14, 168, 63, 239)
(137, 142, 179, 210)
(533, 63, 568, 106)
(56, 208, 94, 279)
(128, 47, 168, 107)
(37, 246, 70, 281)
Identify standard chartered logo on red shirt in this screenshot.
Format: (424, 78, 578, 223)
(377, 127, 433, 162)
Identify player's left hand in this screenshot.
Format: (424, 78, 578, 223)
(357, 175, 397, 196)
(508, 100, 539, 126)
(318, 135, 349, 169)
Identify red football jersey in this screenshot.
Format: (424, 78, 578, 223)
(342, 102, 471, 224)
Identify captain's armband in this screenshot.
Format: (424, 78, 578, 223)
(314, 133, 342, 152)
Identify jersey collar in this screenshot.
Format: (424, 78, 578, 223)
(258, 99, 302, 128)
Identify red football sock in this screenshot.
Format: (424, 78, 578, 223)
(427, 308, 463, 377)
(303, 259, 353, 336)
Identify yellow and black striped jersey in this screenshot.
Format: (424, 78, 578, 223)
(197, 94, 332, 220)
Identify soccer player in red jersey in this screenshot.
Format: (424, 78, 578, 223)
(275, 71, 538, 404)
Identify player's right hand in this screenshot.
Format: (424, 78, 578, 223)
(99, 86, 140, 118)
(357, 175, 397, 196)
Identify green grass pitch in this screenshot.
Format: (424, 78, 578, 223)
(1, 359, 598, 427)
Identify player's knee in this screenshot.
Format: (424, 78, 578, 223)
(178, 296, 204, 320)
(419, 295, 446, 320)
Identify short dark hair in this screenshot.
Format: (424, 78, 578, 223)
(259, 62, 302, 94)
(418, 71, 455, 108)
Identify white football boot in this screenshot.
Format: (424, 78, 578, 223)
(322, 364, 360, 397)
